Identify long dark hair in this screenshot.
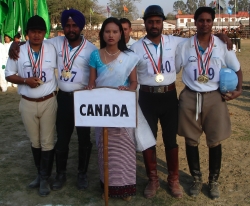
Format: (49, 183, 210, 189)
(99, 17, 128, 52)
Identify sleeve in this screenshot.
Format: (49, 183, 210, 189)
(5, 58, 18, 77)
(173, 36, 188, 45)
(224, 50, 240, 72)
(175, 43, 183, 74)
(89, 50, 97, 69)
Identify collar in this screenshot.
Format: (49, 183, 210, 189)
(142, 34, 169, 45)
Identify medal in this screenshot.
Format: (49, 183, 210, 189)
(194, 35, 214, 84)
(38, 79, 44, 85)
(62, 37, 86, 79)
(62, 69, 71, 78)
(155, 74, 164, 83)
(143, 36, 164, 83)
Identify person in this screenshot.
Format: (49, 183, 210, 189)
(48, 9, 97, 191)
(14, 33, 21, 42)
(87, 17, 139, 201)
(8, 9, 97, 191)
(5, 15, 58, 197)
(235, 27, 242, 52)
(175, 7, 242, 200)
(1, 35, 12, 92)
(130, 4, 232, 199)
(0, 42, 6, 92)
(119, 18, 136, 48)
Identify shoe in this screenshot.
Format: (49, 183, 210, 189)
(208, 181, 220, 200)
(189, 176, 203, 197)
(143, 148, 160, 198)
(122, 196, 132, 201)
(166, 147, 183, 198)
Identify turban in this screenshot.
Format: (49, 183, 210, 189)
(61, 9, 85, 30)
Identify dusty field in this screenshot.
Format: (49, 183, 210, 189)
(0, 40, 249, 206)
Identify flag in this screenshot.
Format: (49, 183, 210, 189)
(29, 0, 34, 17)
(0, 0, 8, 25)
(212, 1, 216, 10)
(19, 0, 29, 37)
(123, 5, 129, 12)
(90, 8, 94, 15)
(107, 5, 110, 13)
(37, 0, 50, 38)
(178, 9, 182, 15)
(217, 3, 223, 11)
(4, 0, 21, 39)
(227, 7, 232, 15)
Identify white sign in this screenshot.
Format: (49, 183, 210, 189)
(74, 87, 137, 128)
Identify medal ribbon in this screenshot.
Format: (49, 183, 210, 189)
(62, 37, 86, 71)
(194, 34, 214, 75)
(142, 36, 164, 75)
(27, 42, 44, 79)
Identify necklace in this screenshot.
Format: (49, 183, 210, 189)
(104, 51, 120, 71)
(105, 48, 120, 56)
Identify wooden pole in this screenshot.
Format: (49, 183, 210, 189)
(103, 127, 109, 206)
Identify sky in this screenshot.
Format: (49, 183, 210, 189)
(99, 0, 216, 16)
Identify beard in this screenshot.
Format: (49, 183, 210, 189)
(146, 27, 162, 38)
(65, 32, 81, 42)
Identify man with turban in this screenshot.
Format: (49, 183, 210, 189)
(49, 9, 97, 191)
(9, 9, 97, 191)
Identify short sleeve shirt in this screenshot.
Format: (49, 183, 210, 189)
(130, 34, 185, 86)
(175, 35, 240, 92)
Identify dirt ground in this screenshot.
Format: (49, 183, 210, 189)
(0, 40, 250, 206)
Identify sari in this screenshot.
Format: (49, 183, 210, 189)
(89, 49, 139, 198)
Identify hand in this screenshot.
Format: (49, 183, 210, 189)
(215, 33, 232, 50)
(86, 84, 95, 90)
(221, 90, 242, 101)
(9, 42, 20, 60)
(118, 86, 129, 90)
(25, 77, 42, 88)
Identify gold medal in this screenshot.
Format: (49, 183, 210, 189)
(197, 75, 205, 83)
(38, 79, 44, 85)
(203, 75, 209, 83)
(155, 74, 164, 83)
(62, 70, 71, 78)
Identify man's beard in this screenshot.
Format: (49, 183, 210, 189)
(65, 32, 80, 41)
(146, 28, 162, 38)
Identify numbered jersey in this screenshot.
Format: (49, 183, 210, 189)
(175, 36, 240, 92)
(130, 35, 185, 86)
(5, 41, 57, 98)
(47, 36, 97, 92)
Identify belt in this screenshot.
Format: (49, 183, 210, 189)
(185, 86, 215, 94)
(140, 83, 175, 93)
(58, 89, 74, 96)
(22, 91, 57, 102)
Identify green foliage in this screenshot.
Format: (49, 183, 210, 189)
(173, 0, 187, 13)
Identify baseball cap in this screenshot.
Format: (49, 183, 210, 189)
(219, 68, 238, 93)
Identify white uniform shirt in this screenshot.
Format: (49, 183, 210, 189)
(175, 36, 240, 92)
(126, 37, 136, 48)
(47, 36, 97, 92)
(0, 43, 4, 67)
(3, 42, 12, 66)
(130, 35, 184, 86)
(5, 41, 57, 98)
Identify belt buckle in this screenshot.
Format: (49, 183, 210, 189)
(154, 86, 164, 93)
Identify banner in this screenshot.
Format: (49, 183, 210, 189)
(74, 88, 137, 128)
(37, 0, 50, 38)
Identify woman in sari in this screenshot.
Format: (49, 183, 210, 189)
(88, 17, 139, 201)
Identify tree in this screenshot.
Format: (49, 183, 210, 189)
(186, 0, 198, 14)
(198, 0, 206, 7)
(166, 12, 176, 20)
(108, 0, 141, 20)
(173, 0, 187, 13)
(47, 0, 105, 27)
(238, 0, 249, 11)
